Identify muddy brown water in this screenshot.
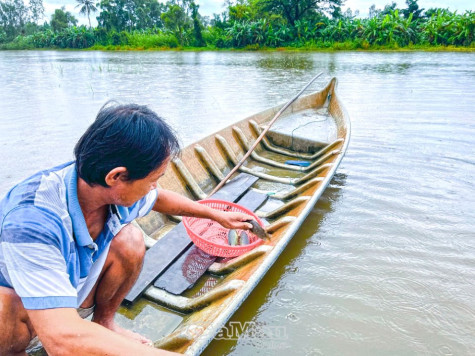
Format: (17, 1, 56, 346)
(0, 51, 474, 355)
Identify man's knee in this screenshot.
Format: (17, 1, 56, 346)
(0, 287, 34, 355)
(110, 223, 146, 266)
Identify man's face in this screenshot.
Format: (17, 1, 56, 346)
(112, 160, 169, 207)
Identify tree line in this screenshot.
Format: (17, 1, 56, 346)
(0, 0, 474, 50)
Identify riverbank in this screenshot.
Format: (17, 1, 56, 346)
(91, 44, 475, 52)
(2, 43, 474, 52)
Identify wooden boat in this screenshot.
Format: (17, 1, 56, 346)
(33, 77, 349, 355)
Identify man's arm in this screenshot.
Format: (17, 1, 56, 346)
(152, 189, 253, 230)
(28, 308, 177, 356)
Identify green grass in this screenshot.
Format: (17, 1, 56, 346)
(2, 36, 474, 52)
(5, 44, 474, 52)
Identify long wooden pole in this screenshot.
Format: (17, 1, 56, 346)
(208, 72, 324, 197)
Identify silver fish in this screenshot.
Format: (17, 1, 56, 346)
(246, 219, 269, 241)
(239, 231, 249, 245)
(227, 229, 239, 245)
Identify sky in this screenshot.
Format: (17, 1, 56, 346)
(43, 0, 474, 26)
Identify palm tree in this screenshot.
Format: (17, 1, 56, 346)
(75, 0, 97, 28)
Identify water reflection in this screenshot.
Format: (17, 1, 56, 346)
(257, 54, 315, 70)
(367, 62, 413, 73)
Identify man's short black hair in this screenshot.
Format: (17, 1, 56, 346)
(74, 102, 180, 187)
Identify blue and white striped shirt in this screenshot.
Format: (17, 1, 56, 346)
(0, 162, 158, 309)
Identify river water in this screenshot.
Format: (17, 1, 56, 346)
(0, 51, 474, 355)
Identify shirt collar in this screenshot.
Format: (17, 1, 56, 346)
(65, 164, 94, 247)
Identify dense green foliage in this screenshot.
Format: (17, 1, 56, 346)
(0, 0, 474, 50)
(0, 0, 44, 40)
(96, 0, 165, 31)
(50, 7, 78, 33)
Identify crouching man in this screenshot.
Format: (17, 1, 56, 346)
(0, 103, 252, 355)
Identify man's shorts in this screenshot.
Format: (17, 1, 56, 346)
(26, 243, 111, 354)
(76, 242, 111, 305)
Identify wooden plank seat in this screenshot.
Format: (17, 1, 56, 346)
(153, 245, 216, 295)
(124, 173, 259, 305)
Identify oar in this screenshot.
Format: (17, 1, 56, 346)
(208, 72, 324, 197)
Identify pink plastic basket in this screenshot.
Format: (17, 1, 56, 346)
(182, 200, 265, 257)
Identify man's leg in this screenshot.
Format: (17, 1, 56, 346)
(80, 223, 150, 344)
(0, 287, 36, 356)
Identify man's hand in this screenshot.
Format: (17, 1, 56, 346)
(212, 211, 254, 230)
(152, 189, 261, 231)
(27, 308, 178, 355)
(153, 190, 255, 230)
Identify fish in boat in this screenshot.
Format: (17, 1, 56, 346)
(245, 219, 269, 241)
(35, 77, 349, 356)
(227, 229, 251, 246)
(239, 231, 249, 245)
(227, 229, 239, 245)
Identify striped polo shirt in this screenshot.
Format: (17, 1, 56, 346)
(0, 162, 158, 309)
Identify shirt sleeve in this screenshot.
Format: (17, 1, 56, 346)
(1, 206, 78, 310)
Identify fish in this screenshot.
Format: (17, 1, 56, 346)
(246, 219, 269, 241)
(239, 231, 249, 245)
(227, 229, 239, 246)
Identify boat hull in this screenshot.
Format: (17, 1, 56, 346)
(132, 77, 351, 355)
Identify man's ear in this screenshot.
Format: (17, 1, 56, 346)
(104, 167, 128, 187)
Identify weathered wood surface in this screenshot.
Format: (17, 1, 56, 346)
(153, 245, 216, 295)
(235, 189, 268, 212)
(124, 224, 192, 305)
(209, 173, 258, 201)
